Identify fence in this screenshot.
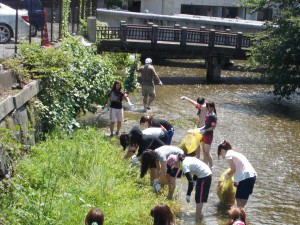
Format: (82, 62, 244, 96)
(4, 0, 97, 55)
(97, 23, 252, 50)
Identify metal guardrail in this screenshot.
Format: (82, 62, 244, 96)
(97, 24, 252, 50)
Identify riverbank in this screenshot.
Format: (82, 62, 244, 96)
(0, 128, 181, 224)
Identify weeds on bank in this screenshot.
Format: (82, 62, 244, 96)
(0, 128, 178, 225)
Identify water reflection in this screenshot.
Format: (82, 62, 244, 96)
(83, 59, 300, 225)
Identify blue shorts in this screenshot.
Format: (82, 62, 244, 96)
(236, 176, 256, 200)
(166, 128, 174, 145)
(166, 164, 182, 178)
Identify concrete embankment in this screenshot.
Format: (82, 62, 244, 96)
(0, 68, 41, 179)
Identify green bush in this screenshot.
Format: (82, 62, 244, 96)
(17, 38, 119, 132)
(15, 38, 139, 132)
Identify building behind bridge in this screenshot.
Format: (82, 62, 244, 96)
(96, 0, 278, 33)
(98, 0, 276, 22)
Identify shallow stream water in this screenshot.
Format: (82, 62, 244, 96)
(84, 59, 300, 225)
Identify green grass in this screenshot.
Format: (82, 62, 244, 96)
(0, 128, 179, 225)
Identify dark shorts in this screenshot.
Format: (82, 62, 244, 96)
(236, 176, 256, 200)
(166, 165, 182, 178)
(166, 128, 174, 145)
(195, 175, 212, 203)
(203, 133, 213, 145)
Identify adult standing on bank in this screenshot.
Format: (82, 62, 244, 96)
(136, 58, 163, 111)
(217, 140, 257, 208)
(106, 80, 133, 137)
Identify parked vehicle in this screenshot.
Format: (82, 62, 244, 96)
(0, 3, 30, 43)
(0, 0, 45, 37)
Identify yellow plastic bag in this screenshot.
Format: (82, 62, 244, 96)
(217, 168, 236, 205)
(179, 129, 203, 154)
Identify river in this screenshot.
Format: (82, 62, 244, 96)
(88, 59, 300, 225)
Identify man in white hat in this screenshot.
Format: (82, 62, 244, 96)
(137, 58, 163, 111)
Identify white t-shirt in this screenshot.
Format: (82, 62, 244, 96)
(142, 127, 164, 137)
(154, 146, 184, 163)
(226, 150, 257, 182)
(182, 156, 212, 178)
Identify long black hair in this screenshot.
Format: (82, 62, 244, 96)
(120, 133, 130, 150)
(140, 150, 156, 178)
(206, 101, 217, 114)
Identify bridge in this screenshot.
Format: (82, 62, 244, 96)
(95, 21, 254, 82)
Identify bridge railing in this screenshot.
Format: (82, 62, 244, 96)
(97, 23, 252, 50)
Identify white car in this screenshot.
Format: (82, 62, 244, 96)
(0, 3, 30, 43)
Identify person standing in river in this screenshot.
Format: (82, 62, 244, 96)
(181, 96, 207, 159)
(200, 101, 217, 170)
(217, 140, 257, 208)
(106, 80, 134, 137)
(136, 58, 163, 111)
(140, 145, 184, 197)
(166, 154, 212, 219)
(140, 115, 174, 145)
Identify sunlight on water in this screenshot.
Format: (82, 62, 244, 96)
(82, 59, 300, 225)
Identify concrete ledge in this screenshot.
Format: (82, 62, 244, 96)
(0, 96, 14, 121)
(13, 80, 40, 109)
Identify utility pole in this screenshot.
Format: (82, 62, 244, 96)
(14, 0, 19, 54)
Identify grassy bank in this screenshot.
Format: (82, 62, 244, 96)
(0, 128, 179, 225)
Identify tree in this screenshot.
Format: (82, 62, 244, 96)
(241, 0, 300, 98)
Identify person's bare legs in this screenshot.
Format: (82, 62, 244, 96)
(116, 121, 122, 135)
(110, 122, 115, 136)
(196, 203, 204, 219)
(147, 96, 155, 108)
(143, 96, 148, 110)
(205, 143, 213, 168)
(167, 176, 176, 200)
(236, 198, 248, 208)
(202, 142, 208, 164)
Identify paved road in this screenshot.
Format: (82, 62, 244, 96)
(0, 23, 70, 60)
(0, 33, 44, 60)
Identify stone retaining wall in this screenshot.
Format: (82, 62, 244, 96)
(0, 69, 41, 179)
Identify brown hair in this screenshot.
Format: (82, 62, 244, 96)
(85, 208, 104, 225)
(226, 206, 246, 225)
(217, 140, 232, 159)
(140, 115, 153, 125)
(151, 203, 175, 225)
(110, 80, 122, 94)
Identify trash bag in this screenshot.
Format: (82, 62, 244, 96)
(179, 129, 203, 154)
(217, 168, 236, 205)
